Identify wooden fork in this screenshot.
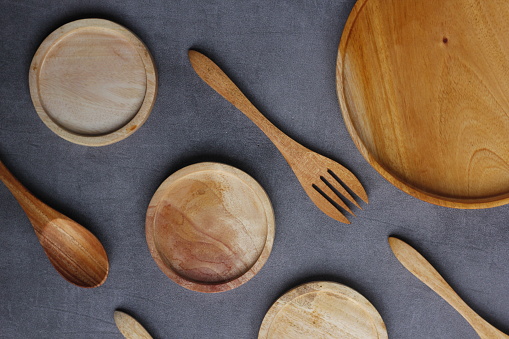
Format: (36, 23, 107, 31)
(188, 50, 368, 224)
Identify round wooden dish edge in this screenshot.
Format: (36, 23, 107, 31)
(336, 0, 509, 209)
(29, 18, 158, 146)
(145, 162, 275, 293)
(258, 281, 387, 339)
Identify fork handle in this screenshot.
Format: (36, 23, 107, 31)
(188, 50, 296, 153)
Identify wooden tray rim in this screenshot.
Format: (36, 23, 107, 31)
(336, 0, 509, 209)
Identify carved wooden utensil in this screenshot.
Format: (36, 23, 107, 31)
(188, 50, 367, 224)
(0, 160, 109, 288)
(114, 311, 153, 339)
(389, 237, 509, 338)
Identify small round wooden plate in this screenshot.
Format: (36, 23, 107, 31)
(337, 0, 509, 208)
(146, 162, 275, 293)
(29, 19, 157, 146)
(258, 281, 387, 339)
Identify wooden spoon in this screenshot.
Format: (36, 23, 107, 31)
(189, 50, 368, 224)
(114, 311, 153, 339)
(389, 237, 509, 338)
(0, 160, 109, 288)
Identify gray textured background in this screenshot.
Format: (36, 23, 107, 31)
(1, 1, 508, 338)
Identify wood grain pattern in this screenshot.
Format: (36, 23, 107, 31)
(114, 311, 153, 339)
(29, 19, 157, 146)
(389, 237, 509, 338)
(146, 162, 275, 293)
(189, 50, 368, 224)
(0, 160, 108, 288)
(258, 281, 387, 339)
(337, 0, 509, 208)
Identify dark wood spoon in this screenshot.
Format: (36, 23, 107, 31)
(0, 160, 109, 288)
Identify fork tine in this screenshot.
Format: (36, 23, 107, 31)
(328, 168, 369, 204)
(317, 179, 355, 216)
(323, 171, 362, 209)
(311, 185, 351, 224)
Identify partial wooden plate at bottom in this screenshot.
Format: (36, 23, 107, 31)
(259, 281, 387, 339)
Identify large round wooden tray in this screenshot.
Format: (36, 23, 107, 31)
(29, 19, 157, 146)
(337, 0, 509, 208)
(146, 162, 275, 293)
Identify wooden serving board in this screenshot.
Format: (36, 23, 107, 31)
(145, 162, 275, 293)
(337, 0, 509, 208)
(29, 19, 157, 146)
(258, 281, 387, 339)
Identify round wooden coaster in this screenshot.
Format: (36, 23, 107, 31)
(29, 19, 157, 146)
(146, 162, 275, 293)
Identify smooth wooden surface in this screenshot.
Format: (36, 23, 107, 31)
(29, 19, 157, 146)
(0, 160, 108, 288)
(258, 281, 387, 339)
(337, 0, 509, 208)
(114, 311, 153, 339)
(389, 237, 509, 339)
(145, 162, 275, 293)
(189, 50, 368, 224)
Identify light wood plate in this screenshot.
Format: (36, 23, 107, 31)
(337, 0, 509, 208)
(29, 19, 157, 146)
(146, 162, 275, 293)
(258, 281, 387, 339)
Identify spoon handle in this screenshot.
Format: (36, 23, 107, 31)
(0, 160, 57, 231)
(188, 50, 296, 153)
(389, 237, 509, 339)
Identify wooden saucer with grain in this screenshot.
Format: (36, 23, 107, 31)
(29, 19, 157, 146)
(146, 162, 275, 293)
(259, 281, 387, 339)
(337, 0, 509, 208)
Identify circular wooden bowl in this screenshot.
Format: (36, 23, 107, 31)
(29, 19, 157, 146)
(337, 0, 509, 208)
(146, 162, 275, 293)
(258, 281, 387, 339)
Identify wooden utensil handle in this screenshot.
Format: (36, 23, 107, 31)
(0, 160, 34, 206)
(188, 50, 294, 151)
(0, 160, 56, 231)
(389, 238, 508, 338)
